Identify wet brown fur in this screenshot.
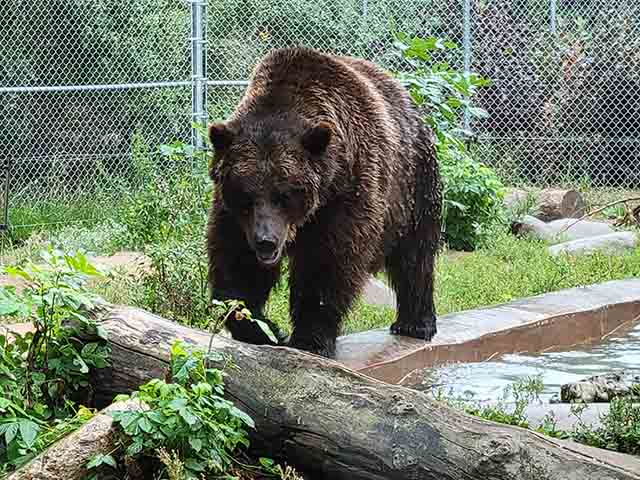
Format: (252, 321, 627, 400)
(207, 47, 442, 358)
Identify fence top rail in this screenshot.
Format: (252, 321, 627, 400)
(0, 80, 248, 94)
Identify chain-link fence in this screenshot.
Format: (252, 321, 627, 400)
(2, 0, 639, 231)
(468, 0, 640, 194)
(0, 0, 194, 230)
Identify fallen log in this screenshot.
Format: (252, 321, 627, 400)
(7, 399, 145, 480)
(84, 304, 640, 480)
(535, 188, 586, 222)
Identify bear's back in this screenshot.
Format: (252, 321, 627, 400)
(233, 48, 414, 130)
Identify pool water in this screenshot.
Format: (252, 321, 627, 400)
(408, 321, 640, 403)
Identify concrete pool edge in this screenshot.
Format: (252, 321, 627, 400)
(335, 278, 640, 385)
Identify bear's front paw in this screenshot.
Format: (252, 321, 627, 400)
(390, 314, 437, 342)
(226, 316, 288, 346)
(287, 336, 336, 359)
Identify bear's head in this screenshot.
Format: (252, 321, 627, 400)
(208, 114, 333, 267)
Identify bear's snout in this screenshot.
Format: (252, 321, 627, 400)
(251, 202, 287, 267)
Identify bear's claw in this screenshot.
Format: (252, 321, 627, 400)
(390, 315, 437, 342)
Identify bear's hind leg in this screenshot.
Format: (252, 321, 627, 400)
(385, 234, 438, 342)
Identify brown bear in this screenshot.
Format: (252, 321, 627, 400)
(206, 47, 442, 358)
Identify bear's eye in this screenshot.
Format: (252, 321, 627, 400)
(273, 192, 290, 207)
(238, 199, 253, 215)
(225, 188, 253, 215)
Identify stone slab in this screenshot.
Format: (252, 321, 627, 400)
(361, 277, 396, 308)
(335, 278, 640, 384)
(549, 231, 639, 256)
(515, 215, 615, 244)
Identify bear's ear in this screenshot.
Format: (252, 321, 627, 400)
(208, 122, 235, 154)
(302, 121, 333, 156)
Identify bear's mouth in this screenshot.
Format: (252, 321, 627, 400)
(256, 249, 281, 267)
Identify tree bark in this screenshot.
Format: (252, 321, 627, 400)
(6, 399, 145, 480)
(83, 304, 640, 480)
(535, 188, 586, 222)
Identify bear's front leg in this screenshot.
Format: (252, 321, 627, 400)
(286, 232, 373, 359)
(207, 208, 287, 346)
(286, 288, 343, 358)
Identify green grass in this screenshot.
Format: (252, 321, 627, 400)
(7, 196, 119, 243)
(435, 233, 640, 316)
(264, 277, 396, 336)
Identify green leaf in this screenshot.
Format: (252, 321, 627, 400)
(184, 458, 205, 472)
(137, 415, 153, 433)
(168, 398, 188, 411)
(95, 325, 109, 341)
(0, 300, 20, 316)
(18, 419, 39, 448)
(251, 319, 279, 344)
(87, 453, 117, 469)
(126, 439, 143, 457)
(3, 421, 19, 445)
(189, 436, 203, 452)
(179, 407, 198, 426)
(72, 354, 90, 374)
(259, 457, 275, 469)
(228, 405, 255, 429)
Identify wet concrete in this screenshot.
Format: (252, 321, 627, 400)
(336, 278, 640, 384)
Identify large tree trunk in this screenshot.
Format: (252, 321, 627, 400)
(85, 304, 640, 480)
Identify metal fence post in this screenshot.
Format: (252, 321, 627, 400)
(0, 157, 9, 232)
(362, 0, 368, 16)
(549, 0, 558, 34)
(462, 0, 472, 133)
(190, 0, 208, 165)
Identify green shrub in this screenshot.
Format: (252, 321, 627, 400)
(459, 375, 544, 429)
(115, 138, 211, 249)
(393, 33, 506, 250)
(138, 236, 210, 329)
(572, 397, 640, 456)
(440, 375, 640, 458)
(109, 341, 263, 479)
(0, 248, 109, 472)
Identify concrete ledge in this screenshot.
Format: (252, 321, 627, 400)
(336, 278, 640, 384)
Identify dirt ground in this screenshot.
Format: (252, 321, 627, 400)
(0, 251, 149, 294)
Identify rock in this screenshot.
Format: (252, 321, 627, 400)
(549, 231, 638, 257)
(513, 215, 615, 244)
(546, 218, 616, 242)
(511, 215, 553, 240)
(504, 189, 587, 222)
(361, 277, 396, 308)
(560, 372, 640, 403)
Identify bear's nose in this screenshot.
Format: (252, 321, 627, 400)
(255, 237, 277, 256)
